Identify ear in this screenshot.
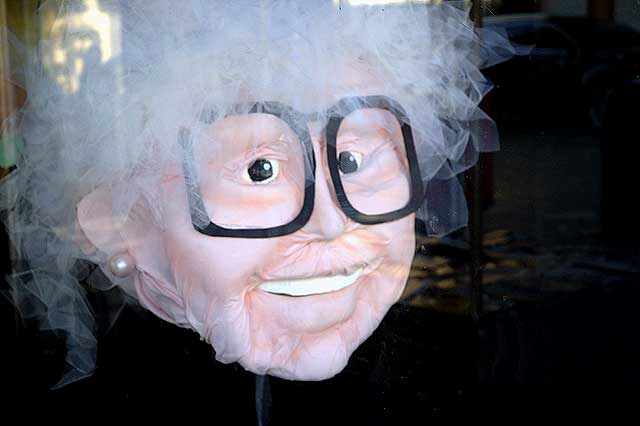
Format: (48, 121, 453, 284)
(76, 187, 128, 259)
(76, 187, 189, 326)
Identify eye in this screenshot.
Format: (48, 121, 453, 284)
(338, 151, 363, 174)
(243, 158, 280, 184)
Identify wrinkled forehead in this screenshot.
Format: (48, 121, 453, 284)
(159, 57, 404, 183)
(195, 103, 402, 147)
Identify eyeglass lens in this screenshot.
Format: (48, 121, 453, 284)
(191, 106, 411, 230)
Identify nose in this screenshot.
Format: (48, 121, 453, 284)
(302, 123, 349, 240)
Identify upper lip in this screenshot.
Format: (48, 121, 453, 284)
(262, 263, 367, 281)
(256, 229, 388, 282)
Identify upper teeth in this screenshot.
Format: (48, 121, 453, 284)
(258, 268, 364, 296)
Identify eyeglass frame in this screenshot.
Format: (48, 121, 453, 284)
(178, 95, 425, 238)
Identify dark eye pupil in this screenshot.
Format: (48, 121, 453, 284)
(248, 159, 274, 182)
(338, 151, 358, 174)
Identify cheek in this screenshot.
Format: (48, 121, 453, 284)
(361, 215, 415, 310)
(377, 214, 416, 264)
(163, 231, 287, 297)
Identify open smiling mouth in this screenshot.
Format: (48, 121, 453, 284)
(258, 267, 365, 297)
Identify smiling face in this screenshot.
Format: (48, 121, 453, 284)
(73, 61, 419, 380)
(155, 98, 416, 380)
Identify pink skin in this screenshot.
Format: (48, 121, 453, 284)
(156, 112, 416, 380)
(77, 93, 417, 380)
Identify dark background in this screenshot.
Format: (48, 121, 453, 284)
(1, 0, 640, 422)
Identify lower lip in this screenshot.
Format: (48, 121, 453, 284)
(248, 262, 381, 334)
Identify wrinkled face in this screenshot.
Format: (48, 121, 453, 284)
(73, 63, 418, 380)
(157, 100, 416, 380)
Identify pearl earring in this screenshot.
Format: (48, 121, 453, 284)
(108, 253, 136, 278)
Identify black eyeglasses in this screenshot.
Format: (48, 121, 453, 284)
(179, 95, 425, 238)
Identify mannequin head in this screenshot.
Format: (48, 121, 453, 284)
(77, 79, 419, 381)
(3, 0, 510, 386)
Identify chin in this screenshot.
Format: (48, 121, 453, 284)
(185, 217, 416, 380)
(227, 257, 410, 381)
